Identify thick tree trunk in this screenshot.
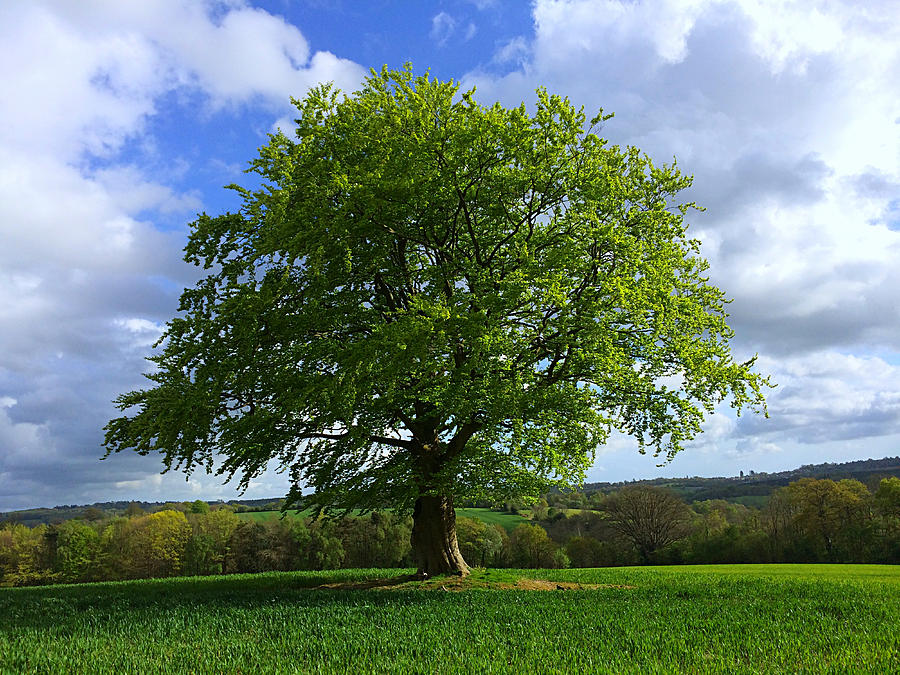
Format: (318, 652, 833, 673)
(411, 494, 469, 577)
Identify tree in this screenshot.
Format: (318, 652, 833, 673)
(874, 477, 900, 563)
(190, 500, 211, 514)
(565, 535, 606, 568)
(875, 477, 900, 519)
(603, 486, 691, 563)
(762, 486, 797, 561)
(108, 510, 191, 579)
(124, 502, 145, 518)
(55, 520, 103, 583)
(786, 478, 872, 562)
(184, 508, 239, 575)
(508, 523, 568, 568)
(337, 512, 412, 567)
(104, 66, 769, 576)
(83, 507, 105, 522)
(0, 523, 56, 586)
(456, 517, 505, 567)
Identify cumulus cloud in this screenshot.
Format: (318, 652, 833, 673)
(735, 353, 900, 444)
(493, 36, 530, 66)
(0, 0, 366, 510)
(469, 19, 898, 336)
(430, 11, 457, 47)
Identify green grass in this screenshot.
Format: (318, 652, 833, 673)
(454, 508, 529, 531)
(237, 507, 530, 531)
(2, 564, 898, 673)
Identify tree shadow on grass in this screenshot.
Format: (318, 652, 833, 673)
(0, 569, 631, 632)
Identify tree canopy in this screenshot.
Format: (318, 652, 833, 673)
(105, 66, 769, 574)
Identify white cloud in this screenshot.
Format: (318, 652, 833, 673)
(739, 1, 846, 74)
(494, 36, 530, 65)
(114, 318, 166, 349)
(91, 166, 202, 216)
(732, 437, 782, 457)
(0, 0, 367, 510)
(430, 11, 456, 47)
(736, 352, 900, 444)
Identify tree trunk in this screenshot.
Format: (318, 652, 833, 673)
(411, 494, 469, 576)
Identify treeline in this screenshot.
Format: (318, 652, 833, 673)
(2, 477, 899, 587)
(0, 500, 563, 587)
(540, 476, 900, 567)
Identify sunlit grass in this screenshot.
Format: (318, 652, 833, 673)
(2, 565, 898, 673)
(453, 508, 530, 531)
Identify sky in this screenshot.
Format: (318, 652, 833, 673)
(1, 0, 899, 511)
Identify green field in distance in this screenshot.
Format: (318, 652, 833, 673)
(2, 564, 898, 673)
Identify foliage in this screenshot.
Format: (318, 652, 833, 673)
(336, 512, 412, 568)
(124, 510, 192, 578)
(190, 500, 210, 514)
(6, 476, 900, 588)
(184, 508, 240, 576)
(0, 524, 55, 586)
(602, 485, 692, 563)
(455, 516, 506, 567)
(54, 520, 103, 583)
(508, 523, 569, 568)
(564, 535, 606, 567)
(2, 566, 899, 673)
(103, 66, 769, 540)
(783, 478, 872, 562)
(876, 477, 900, 519)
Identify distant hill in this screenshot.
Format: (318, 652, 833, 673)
(3, 456, 899, 526)
(579, 456, 900, 506)
(0, 497, 281, 528)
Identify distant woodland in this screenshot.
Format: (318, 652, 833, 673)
(2, 457, 899, 587)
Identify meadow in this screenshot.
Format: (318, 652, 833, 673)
(1, 564, 898, 673)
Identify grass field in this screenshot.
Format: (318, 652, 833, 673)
(1, 564, 898, 674)
(238, 507, 530, 531)
(453, 508, 530, 531)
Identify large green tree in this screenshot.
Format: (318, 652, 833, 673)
(105, 66, 768, 576)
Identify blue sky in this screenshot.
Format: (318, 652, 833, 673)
(1, 0, 899, 511)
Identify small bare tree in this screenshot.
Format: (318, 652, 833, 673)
(603, 486, 691, 563)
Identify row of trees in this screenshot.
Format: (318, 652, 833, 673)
(540, 477, 900, 567)
(0, 504, 570, 587)
(2, 477, 897, 586)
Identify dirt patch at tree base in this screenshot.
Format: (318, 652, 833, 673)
(313, 576, 634, 592)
